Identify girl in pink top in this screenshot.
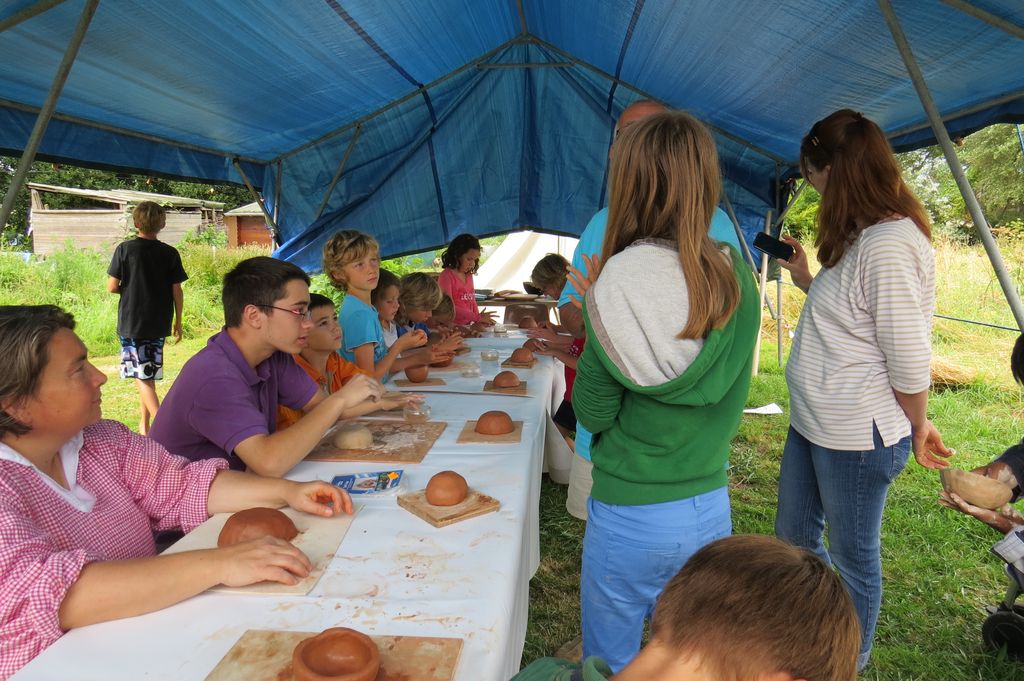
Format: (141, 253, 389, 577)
(437, 233, 496, 327)
(0, 305, 355, 678)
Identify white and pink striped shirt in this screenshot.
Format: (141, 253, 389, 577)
(0, 420, 226, 679)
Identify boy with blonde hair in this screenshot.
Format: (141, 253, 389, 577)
(106, 200, 187, 434)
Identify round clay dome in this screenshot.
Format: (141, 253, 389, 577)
(426, 470, 469, 506)
(493, 371, 521, 388)
(518, 316, 538, 329)
(510, 347, 534, 363)
(217, 507, 298, 548)
(940, 468, 1013, 510)
(404, 365, 429, 383)
(292, 627, 380, 681)
(475, 410, 514, 435)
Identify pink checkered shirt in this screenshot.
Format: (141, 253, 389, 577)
(0, 419, 227, 679)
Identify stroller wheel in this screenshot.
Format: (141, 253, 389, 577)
(982, 610, 1024, 661)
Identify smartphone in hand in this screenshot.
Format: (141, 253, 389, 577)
(753, 232, 795, 261)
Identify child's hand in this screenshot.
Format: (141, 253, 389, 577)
(335, 374, 383, 406)
(526, 326, 559, 343)
(523, 338, 547, 353)
(285, 480, 352, 516)
(397, 329, 428, 351)
(428, 345, 454, 364)
(436, 332, 464, 354)
(477, 310, 497, 326)
(567, 254, 602, 309)
(215, 537, 312, 587)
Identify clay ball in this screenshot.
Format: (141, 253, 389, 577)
(404, 365, 429, 383)
(493, 370, 521, 388)
(217, 507, 298, 548)
(940, 467, 1013, 510)
(475, 410, 514, 436)
(292, 627, 380, 681)
(426, 470, 469, 506)
(510, 347, 534, 363)
(518, 316, 538, 329)
(333, 424, 374, 450)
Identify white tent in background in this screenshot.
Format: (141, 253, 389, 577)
(475, 231, 577, 295)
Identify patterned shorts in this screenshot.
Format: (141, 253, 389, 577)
(119, 337, 165, 380)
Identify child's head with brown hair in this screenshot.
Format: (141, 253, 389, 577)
(800, 109, 931, 268)
(604, 111, 739, 340)
(371, 269, 401, 324)
(322, 230, 380, 291)
(304, 293, 342, 353)
(440, 233, 482, 275)
(428, 293, 455, 328)
(399, 272, 443, 325)
(132, 201, 166, 235)
(1012, 334, 1024, 386)
(646, 535, 859, 681)
(530, 253, 570, 299)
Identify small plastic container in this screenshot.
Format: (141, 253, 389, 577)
(460, 361, 481, 378)
(480, 348, 500, 362)
(493, 324, 508, 336)
(403, 401, 432, 423)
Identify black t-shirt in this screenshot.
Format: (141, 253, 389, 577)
(107, 237, 188, 339)
(996, 439, 1024, 503)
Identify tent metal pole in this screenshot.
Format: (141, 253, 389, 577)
(233, 159, 279, 241)
(753, 211, 772, 377)
(515, 0, 528, 34)
(273, 161, 282, 223)
(940, 0, 1024, 40)
(773, 182, 806, 233)
(1016, 125, 1024, 158)
(721, 190, 778, 320)
(476, 62, 573, 69)
(0, 0, 97, 234)
(0, 0, 68, 33)
(315, 123, 362, 219)
(887, 87, 1024, 142)
(879, 0, 1024, 332)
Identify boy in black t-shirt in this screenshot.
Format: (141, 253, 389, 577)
(107, 201, 188, 434)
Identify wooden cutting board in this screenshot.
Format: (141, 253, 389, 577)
(456, 420, 524, 444)
(162, 507, 358, 596)
(397, 490, 500, 527)
(482, 379, 528, 396)
(393, 377, 446, 387)
(205, 629, 462, 681)
(307, 419, 447, 464)
(500, 357, 537, 369)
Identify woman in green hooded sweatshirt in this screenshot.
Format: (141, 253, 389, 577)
(568, 111, 760, 672)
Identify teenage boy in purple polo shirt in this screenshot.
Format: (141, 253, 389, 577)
(150, 256, 399, 476)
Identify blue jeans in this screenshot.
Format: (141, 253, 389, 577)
(775, 425, 910, 671)
(580, 489, 732, 671)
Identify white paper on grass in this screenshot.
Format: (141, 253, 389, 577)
(743, 403, 783, 415)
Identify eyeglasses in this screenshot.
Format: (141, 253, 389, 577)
(258, 305, 312, 321)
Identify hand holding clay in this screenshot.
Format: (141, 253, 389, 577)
(397, 329, 428, 351)
(215, 536, 313, 587)
(522, 338, 546, 353)
(939, 489, 1023, 534)
(286, 480, 352, 517)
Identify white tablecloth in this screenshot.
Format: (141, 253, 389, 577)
(15, 339, 556, 681)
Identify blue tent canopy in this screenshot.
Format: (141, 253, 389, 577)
(1, 0, 1023, 271)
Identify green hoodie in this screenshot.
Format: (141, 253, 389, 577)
(572, 240, 759, 506)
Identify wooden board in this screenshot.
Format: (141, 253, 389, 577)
(500, 358, 537, 369)
(393, 377, 446, 387)
(205, 629, 462, 681)
(162, 507, 357, 596)
(307, 419, 447, 464)
(397, 490, 501, 527)
(456, 420, 524, 444)
(482, 379, 528, 396)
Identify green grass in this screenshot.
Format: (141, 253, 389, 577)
(5, 239, 1024, 679)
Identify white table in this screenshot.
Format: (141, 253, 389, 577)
(15, 340, 556, 681)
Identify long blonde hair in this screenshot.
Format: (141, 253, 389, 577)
(602, 111, 739, 339)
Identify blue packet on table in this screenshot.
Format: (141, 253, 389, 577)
(331, 470, 404, 496)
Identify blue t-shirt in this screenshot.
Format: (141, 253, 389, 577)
(339, 295, 387, 364)
(558, 205, 741, 460)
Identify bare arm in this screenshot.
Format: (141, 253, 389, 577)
(558, 303, 585, 337)
(171, 282, 184, 343)
(233, 374, 382, 477)
(893, 389, 952, 469)
(358, 332, 428, 380)
(106, 276, 120, 294)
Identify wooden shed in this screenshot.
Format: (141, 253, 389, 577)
(27, 183, 225, 256)
(224, 202, 273, 248)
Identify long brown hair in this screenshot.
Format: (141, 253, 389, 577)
(801, 109, 931, 267)
(602, 111, 739, 339)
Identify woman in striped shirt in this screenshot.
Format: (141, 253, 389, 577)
(773, 109, 953, 671)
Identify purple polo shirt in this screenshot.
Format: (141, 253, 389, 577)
(149, 329, 319, 470)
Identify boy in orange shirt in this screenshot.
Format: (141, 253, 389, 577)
(277, 293, 404, 429)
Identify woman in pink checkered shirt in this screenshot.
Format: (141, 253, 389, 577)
(0, 305, 355, 679)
